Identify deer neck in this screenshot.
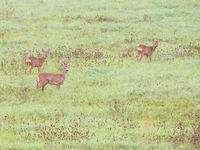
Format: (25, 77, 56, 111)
(62, 70, 68, 78)
(42, 56, 47, 61)
(152, 44, 158, 51)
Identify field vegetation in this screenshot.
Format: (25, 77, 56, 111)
(0, 0, 200, 149)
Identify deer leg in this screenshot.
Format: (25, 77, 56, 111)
(146, 55, 148, 62)
(41, 83, 48, 93)
(150, 56, 152, 62)
(38, 67, 41, 73)
(42, 86, 45, 93)
(29, 65, 34, 73)
(37, 81, 43, 90)
(56, 85, 60, 89)
(36, 81, 41, 90)
(24, 63, 30, 74)
(37, 80, 47, 91)
(137, 51, 140, 61)
(140, 54, 144, 62)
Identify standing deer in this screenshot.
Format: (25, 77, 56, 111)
(137, 40, 159, 62)
(24, 49, 50, 74)
(37, 62, 70, 93)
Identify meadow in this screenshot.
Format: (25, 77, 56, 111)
(0, 0, 200, 149)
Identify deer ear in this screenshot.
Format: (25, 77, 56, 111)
(42, 49, 44, 52)
(63, 60, 67, 64)
(47, 48, 50, 52)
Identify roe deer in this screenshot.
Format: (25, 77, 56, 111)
(24, 49, 50, 74)
(37, 63, 70, 93)
(137, 40, 159, 62)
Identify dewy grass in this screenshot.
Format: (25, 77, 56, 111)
(0, 0, 200, 149)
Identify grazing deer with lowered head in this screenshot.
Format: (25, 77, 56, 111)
(37, 62, 70, 93)
(137, 40, 159, 62)
(25, 49, 50, 74)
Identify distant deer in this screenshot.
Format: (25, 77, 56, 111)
(137, 40, 159, 62)
(37, 62, 70, 93)
(24, 49, 50, 74)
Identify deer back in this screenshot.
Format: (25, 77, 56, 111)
(26, 56, 46, 67)
(137, 44, 146, 52)
(137, 45, 154, 54)
(38, 73, 65, 85)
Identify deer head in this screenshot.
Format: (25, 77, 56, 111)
(153, 40, 159, 50)
(62, 61, 70, 74)
(42, 49, 50, 58)
(63, 63, 70, 71)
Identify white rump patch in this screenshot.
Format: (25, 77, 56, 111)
(137, 47, 143, 52)
(26, 58, 31, 63)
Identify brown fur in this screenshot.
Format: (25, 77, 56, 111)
(24, 49, 49, 74)
(37, 63, 70, 93)
(137, 40, 159, 62)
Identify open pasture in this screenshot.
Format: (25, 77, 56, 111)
(0, 0, 200, 149)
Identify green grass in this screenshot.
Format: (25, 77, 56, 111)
(0, 0, 200, 149)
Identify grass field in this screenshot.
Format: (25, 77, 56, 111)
(0, 0, 200, 149)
